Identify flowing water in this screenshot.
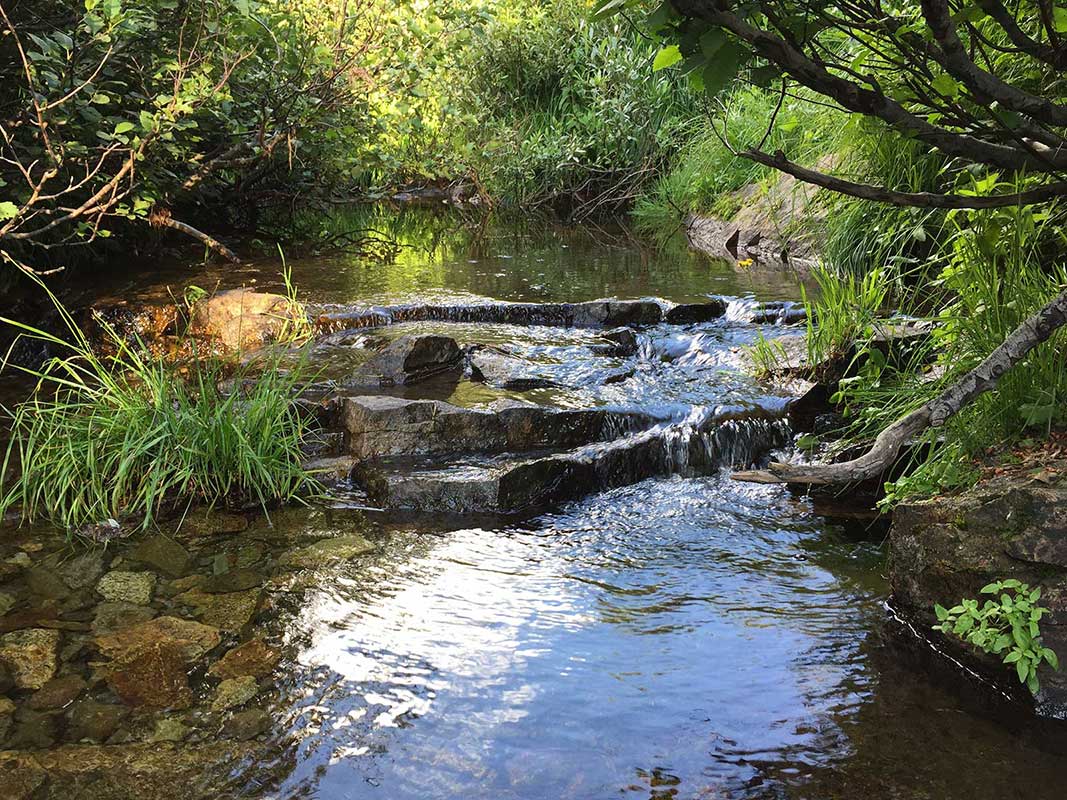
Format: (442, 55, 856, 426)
(3, 209, 1067, 798)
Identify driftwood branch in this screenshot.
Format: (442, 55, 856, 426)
(734, 286, 1067, 485)
(149, 210, 241, 263)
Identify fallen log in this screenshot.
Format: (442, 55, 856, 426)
(734, 287, 1067, 485)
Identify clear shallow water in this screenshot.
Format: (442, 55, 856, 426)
(4, 209, 1067, 798)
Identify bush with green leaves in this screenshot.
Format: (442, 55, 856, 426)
(934, 580, 1060, 695)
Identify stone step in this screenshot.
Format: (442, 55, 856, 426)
(314, 299, 668, 334)
(336, 395, 662, 459)
(351, 410, 790, 514)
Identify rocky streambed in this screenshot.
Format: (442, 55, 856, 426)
(4, 215, 1067, 799)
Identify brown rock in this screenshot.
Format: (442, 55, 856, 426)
(0, 628, 60, 689)
(67, 698, 129, 743)
(91, 601, 157, 636)
(28, 674, 86, 710)
(175, 587, 262, 633)
(189, 288, 303, 352)
(95, 615, 221, 664)
(106, 641, 193, 709)
(208, 639, 280, 680)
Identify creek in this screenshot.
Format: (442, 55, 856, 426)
(2, 209, 1067, 799)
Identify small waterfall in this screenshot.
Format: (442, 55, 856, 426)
(723, 297, 806, 325)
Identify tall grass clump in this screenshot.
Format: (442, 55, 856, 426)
(820, 122, 949, 298)
(0, 283, 319, 534)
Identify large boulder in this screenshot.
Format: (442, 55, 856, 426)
(888, 469, 1067, 716)
(189, 288, 304, 352)
(350, 334, 463, 386)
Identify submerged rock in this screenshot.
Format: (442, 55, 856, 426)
(0, 741, 257, 800)
(201, 568, 265, 594)
(105, 641, 194, 709)
(56, 550, 106, 591)
(223, 708, 271, 740)
(0, 658, 14, 693)
(208, 639, 280, 680)
(130, 535, 191, 578)
(276, 535, 376, 570)
(0, 591, 16, 617)
(175, 586, 262, 633)
(211, 675, 258, 711)
(189, 288, 303, 352)
(28, 674, 86, 711)
(67, 698, 129, 743)
(8, 707, 57, 749)
(351, 334, 464, 386)
(95, 615, 221, 665)
(96, 570, 157, 605)
(25, 567, 72, 601)
(468, 346, 560, 390)
(91, 602, 157, 636)
(151, 715, 191, 742)
(0, 627, 60, 689)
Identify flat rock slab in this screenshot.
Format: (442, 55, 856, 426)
(356, 415, 789, 514)
(276, 535, 376, 570)
(316, 298, 665, 334)
(340, 396, 657, 458)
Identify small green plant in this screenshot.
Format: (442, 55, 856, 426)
(747, 331, 790, 376)
(934, 580, 1059, 695)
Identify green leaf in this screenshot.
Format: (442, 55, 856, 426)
(1043, 648, 1059, 670)
(114, 121, 135, 135)
(931, 73, 960, 99)
(934, 604, 949, 621)
(1004, 650, 1022, 663)
(0, 201, 19, 221)
(1016, 658, 1028, 684)
(701, 41, 745, 97)
(139, 111, 155, 132)
(652, 45, 683, 71)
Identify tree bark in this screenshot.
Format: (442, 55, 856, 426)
(734, 287, 1067, 485)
